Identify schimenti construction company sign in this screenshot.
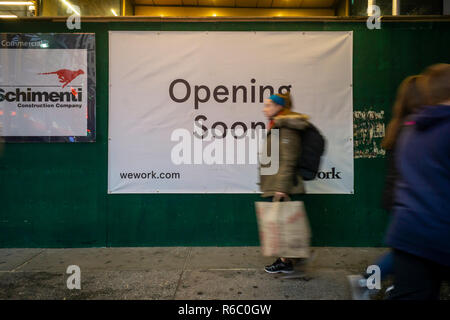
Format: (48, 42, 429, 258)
(0, 33, 95, 142)
(108, 31, 353, 194)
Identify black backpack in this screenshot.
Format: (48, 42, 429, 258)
(298, 122, 326, 181)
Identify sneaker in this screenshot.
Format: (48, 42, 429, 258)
(347, 275, 371, 300)
(384, 285, 395, 299)
(385, 285, 394, 293)
(265, 258, 294, 274)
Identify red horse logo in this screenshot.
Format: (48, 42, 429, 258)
(39, 69, 84, 88)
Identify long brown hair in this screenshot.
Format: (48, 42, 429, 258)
(419, 63, 450, 105)
(381, 75, 425, 150)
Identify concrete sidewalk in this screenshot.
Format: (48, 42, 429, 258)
(0, 247, 447, 300)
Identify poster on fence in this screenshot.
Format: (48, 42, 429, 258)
(0, 33, 96, 142)
(108, 31, 353, 194)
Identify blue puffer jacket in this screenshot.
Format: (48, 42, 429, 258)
(385, 105, 450, 266)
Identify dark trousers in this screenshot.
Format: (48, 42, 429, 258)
(388, 249, 450, 300)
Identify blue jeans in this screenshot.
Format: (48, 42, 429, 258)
(372, 250, 394, 281)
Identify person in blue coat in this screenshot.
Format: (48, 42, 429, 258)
(348, 75, 426, 300)
(386, 63, 450, 300)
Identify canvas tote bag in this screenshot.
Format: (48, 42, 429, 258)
(255, 199, 311, 258)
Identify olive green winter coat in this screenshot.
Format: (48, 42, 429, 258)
(259, 109, 310, 198)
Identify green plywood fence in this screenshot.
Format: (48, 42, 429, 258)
(0, 20, 449, 248)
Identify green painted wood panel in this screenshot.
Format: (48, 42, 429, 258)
(0, 20, 449, 248)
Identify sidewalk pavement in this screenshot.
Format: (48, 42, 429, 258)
(0, 247, 448, 300)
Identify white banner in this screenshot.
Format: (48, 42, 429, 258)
(109, 31, 353, 194)
(0, 33, 96, 142)
(0, 49, 87, 136)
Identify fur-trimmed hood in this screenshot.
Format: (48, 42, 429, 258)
(272, 109, 310, 131)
